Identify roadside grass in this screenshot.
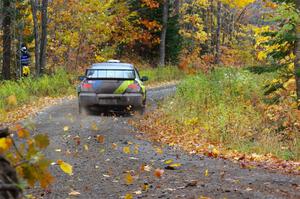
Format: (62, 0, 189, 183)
(138, 67, 300, 161)
(140, 66, 186, 85)
(0, 69, 75, 113)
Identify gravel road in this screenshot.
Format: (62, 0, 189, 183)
(26, 86, 300, 199)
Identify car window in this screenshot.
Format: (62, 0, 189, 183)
(134, 68, 141, 79)
(86, 69, 135, 79)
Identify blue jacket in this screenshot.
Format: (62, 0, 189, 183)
(21, 53, 30, 66)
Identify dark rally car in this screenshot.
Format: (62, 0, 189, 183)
(77, 60, 148, 113)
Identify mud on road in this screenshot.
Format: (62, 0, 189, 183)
(26, 85, 300, 199)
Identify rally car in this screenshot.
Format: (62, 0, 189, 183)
(77, 60, 148, 114)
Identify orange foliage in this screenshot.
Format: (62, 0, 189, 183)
(178, 49, 213, 74)
(141, 0, 160, 9)
(140, 19, 161, 31)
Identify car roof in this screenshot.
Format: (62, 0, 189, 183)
(90, 62, 134, 70)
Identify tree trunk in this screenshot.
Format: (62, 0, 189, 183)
(174, 0, 180, 16)
(2, 0, 12, 80)
(159, 0, 169, 66)
(30, 0, 40, 76)
(209, 0, 214, 54)
(215, 1, 222, 64)
(294, 0, 300, 109)
(39, 0, 49, 75)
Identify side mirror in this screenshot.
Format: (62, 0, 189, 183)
(141, 76, 148, 82)
(78, 76, 85, 81)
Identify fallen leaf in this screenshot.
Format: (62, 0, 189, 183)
(125, 173, 134, 185)
(91, 122, 99, 131)
(124, 193, 133, 199)
(154, 147, 163, 154)
(169, 163, 182, 168)
(96, 135, 105, 144)
(68, 190, 80, 196)
(99, 148, 105, 153)
(57, 160, 73, 175)
(164, 159, 173, 164)
(141, 164, 151, 172)
(112, 143, 118, 149)
(55, 148, 62, 152)
(84, 144, 89, 151)
(73, 136, 80, 145)
(142, 183, 149, 191)
(123, 146, 130, 154)
(205, 169, 209, 177)
(165, 163, 182, 170)
(134, 190, 142, 195)
(154, 168, 164, 178)
(63, 126, 69, 132)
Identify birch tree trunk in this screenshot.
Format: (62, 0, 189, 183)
(159, 0, 169, 66)
(2, 0, 11, 80)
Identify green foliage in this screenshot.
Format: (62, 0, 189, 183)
(0, 69, 74, 111)
(166, 16, 183, 64)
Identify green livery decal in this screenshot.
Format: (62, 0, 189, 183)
(113, 80, 134, 94)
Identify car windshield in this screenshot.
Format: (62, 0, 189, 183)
(86, 69, 135, 79)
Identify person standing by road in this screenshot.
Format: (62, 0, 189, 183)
(20, 44, 31, 77)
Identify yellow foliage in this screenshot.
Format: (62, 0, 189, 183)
(0, 138, 12, 153)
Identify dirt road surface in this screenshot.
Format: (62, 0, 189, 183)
(25, 86, 300, 199)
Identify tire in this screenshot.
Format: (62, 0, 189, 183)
(136, 105, 145, 115)
(78, 102, 85, 115)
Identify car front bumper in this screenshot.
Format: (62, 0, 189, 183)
(79, 93, 144, 107)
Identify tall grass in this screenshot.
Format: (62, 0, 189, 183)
(162, 68, 300, 160)
(140, 66, 185, 85)
(0, 69, 74, 111)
